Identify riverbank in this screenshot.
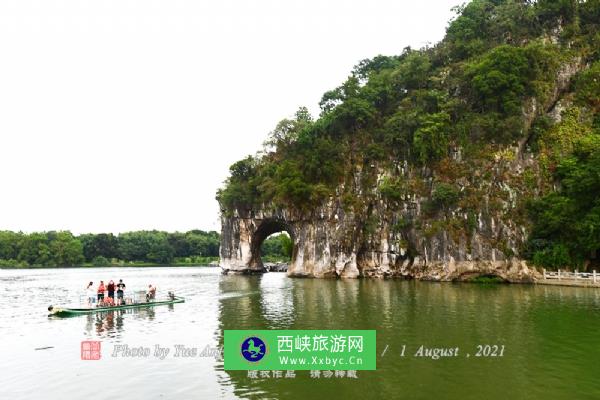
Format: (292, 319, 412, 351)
(536, 280, 600, 288)
(0, 258, 219, 269)
(0, 257, 295, 270)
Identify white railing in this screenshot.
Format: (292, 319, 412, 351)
(543, 269, 598, 283)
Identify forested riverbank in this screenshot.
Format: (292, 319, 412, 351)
(0, 230, 291, 268)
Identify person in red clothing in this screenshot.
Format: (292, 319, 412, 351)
(107, 280, 116, 300)
(97, 281, 106, 304)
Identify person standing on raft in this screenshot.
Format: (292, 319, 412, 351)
(97, 281, 106, 304)
(86, 282, 95, 307)
(116, 279, 126, 305)
(107, 280, 115, 301)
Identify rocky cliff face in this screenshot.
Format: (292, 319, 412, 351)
(220, 184, 536, 282)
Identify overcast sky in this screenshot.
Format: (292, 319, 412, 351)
(0, 0, 459, 234)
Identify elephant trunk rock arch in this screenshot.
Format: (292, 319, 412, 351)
(219, 208, 360, 278)
(219, 203, 539, 281)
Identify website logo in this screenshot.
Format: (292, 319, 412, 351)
(225, 330, 376, 370)
(241, 336, 266, 362)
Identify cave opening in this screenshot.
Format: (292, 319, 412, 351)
(249, 219, 295, 271)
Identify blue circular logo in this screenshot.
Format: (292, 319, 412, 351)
(241, 336, 266, 362)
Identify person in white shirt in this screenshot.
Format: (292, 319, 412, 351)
(86, 282, 95, 307)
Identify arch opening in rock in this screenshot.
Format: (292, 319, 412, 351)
(248, 219, 295, 272)
(259, 232, 292, 271)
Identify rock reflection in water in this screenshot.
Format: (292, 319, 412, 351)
(215, 273, 600, 400)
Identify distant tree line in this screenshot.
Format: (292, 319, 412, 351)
(0, 230, 220, 267)
(260, 233, 293, 261)
(0, 230, 292, 268)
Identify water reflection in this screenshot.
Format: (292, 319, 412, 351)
(3, 267, 600, 399)
(259, 273, 295, 328)
(1, 267, 227, 400)
(76, 304, 175, 338)
(215, 273, 600, 400)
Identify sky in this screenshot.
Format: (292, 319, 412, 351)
(0, 0, 459, 234)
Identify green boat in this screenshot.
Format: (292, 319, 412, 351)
(48, 296, 185, 317)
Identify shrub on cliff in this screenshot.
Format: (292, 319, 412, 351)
(575, 61, 600, 114)
(432, 183, 461, 210)
(527, 134, 600, 269)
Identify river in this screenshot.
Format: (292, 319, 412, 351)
(1, 266, 599, 399)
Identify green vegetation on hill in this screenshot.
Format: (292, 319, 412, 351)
(217, 0, 600, 270)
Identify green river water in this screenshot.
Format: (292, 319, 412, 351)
(1, 267, 599, 399)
